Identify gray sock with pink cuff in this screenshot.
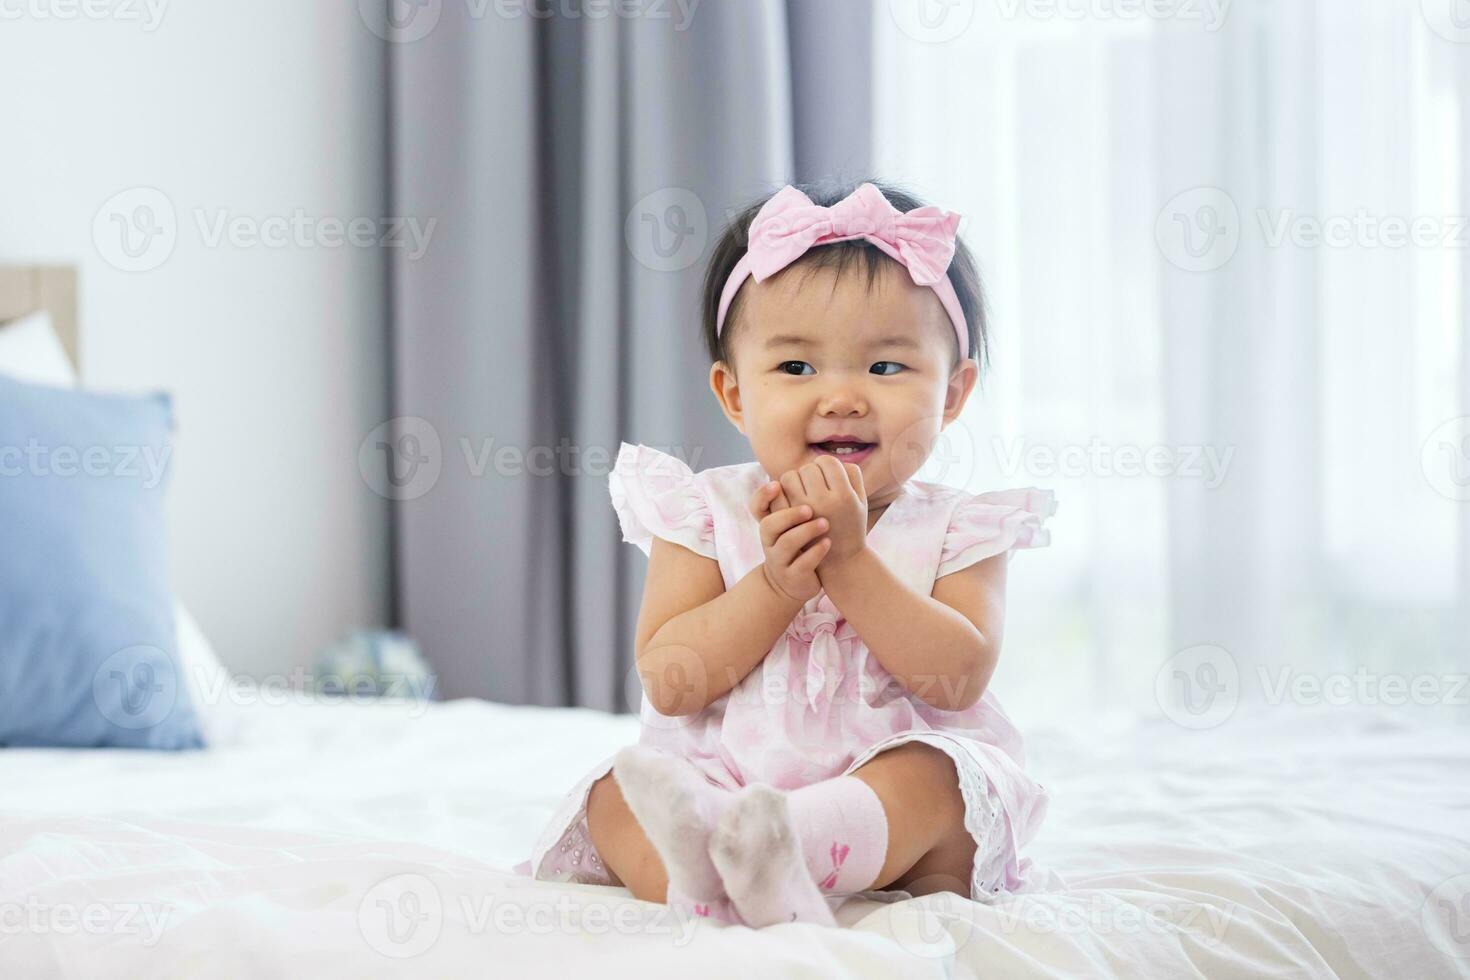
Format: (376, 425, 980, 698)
(611, 745, 736, 901)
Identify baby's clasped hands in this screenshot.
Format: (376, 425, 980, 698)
(750, 456, 869, 603)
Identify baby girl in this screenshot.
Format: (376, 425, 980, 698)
(522, 178, 1058, 929)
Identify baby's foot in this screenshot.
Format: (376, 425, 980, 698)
(665, 882, 746, 928)
(708, 784, 837, 928)
(612, 745, 732, 900)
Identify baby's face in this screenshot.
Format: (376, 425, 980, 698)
(711, 259, 978, 508)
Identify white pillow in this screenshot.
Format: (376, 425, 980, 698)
(173, 599, 235, 743)
(0, 310, 77, 388)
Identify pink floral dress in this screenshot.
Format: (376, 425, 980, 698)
(515, 441, 1061, 902)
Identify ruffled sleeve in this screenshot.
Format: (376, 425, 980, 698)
(934, 487, 1058, 579)
(607, 442, 717, 560)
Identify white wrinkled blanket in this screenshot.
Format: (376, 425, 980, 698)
(2, 697, 1466, 978)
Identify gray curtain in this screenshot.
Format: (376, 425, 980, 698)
(389, 0, 872, 709)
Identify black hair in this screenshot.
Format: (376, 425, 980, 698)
(699, 177, 989, 376)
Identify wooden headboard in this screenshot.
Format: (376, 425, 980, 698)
(0, 266, 79, 371)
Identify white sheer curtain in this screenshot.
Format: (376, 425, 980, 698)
(874, 0, 1470, 726)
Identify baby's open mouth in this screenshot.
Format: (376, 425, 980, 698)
(810, 440, 876, 457)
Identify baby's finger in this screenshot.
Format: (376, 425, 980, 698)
(772, 516, 828, 564)
(798, 462, 827, 496)
(748, 481, 779, 520)
(779, 471, 805, 509)
(813, 455, 844, 492)
(790, 536, 831, 574)
(842, 461, 865, 496)
(760, 505, 814, 548)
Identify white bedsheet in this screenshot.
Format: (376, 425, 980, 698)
(2, 696, 1467, 978)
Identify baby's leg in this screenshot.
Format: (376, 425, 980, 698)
(850, 741, 977, 897)
(710, 741, 975, 927)
(585, 771, 669, 902)
(587, 769, 746, 926)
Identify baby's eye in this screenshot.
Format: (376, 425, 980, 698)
(870, 361, 906, 376)
(777, 361, 814, 376)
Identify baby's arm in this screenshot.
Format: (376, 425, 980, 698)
(632, 485, 825, 716)
(779, 456, 1001, 712)
(821, 547, 1004, 712)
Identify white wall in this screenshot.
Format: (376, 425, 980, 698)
(0, 2, 391, 676)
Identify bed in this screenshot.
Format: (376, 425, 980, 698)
(2, 274, 1468, 978)
(4, 697, 1468, 977)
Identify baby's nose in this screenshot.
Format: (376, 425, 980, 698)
(819, 389, 867, 415)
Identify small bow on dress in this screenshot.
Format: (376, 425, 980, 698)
(785, 595, 860, 714)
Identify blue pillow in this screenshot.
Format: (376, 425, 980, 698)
(0, 375, 203, 749)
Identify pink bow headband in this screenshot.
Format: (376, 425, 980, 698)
(715, 182, 969, 359)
